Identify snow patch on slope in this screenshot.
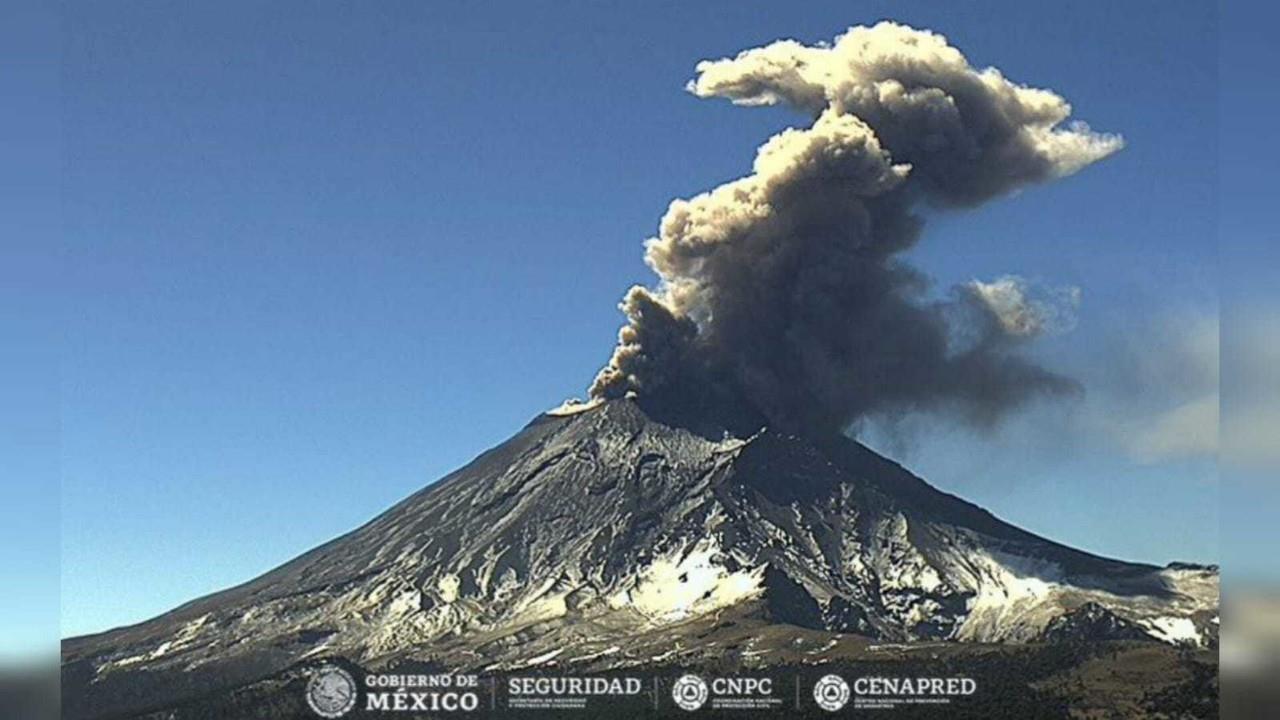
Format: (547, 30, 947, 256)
(1141, 616, 1203, 646)
(953, 549, 1063, 641)
(546, 398, 603, 416)
(437, 574, 460, 603)
(94, 614, 215, 675)
(612, 536, 766, 623)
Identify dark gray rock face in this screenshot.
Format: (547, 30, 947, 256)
(1040, 602, 1154, 643)
(61, 399, 1217, 720)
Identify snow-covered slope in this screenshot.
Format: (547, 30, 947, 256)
(61, 399, 1217, 719)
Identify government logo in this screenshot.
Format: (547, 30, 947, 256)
(671, 674, 709, 711)
(306, 665, 358, 718)
(813, 674, 850, 712)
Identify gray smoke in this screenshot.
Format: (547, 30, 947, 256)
(590, 22, 1120, 436)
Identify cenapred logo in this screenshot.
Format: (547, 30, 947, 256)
(671, 674, 709, 711)
(812, 674, 850, 712)
(306, 665, 358, 718)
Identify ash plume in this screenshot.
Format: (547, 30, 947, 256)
(590, 21, 1120, 436)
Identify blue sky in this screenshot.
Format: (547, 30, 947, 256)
(41, 0, 1233, 650)
(3, 0, 61, 664)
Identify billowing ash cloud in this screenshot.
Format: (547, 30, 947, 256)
(590, 22, 1120, 435)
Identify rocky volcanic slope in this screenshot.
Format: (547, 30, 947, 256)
(62, 399, 1217, 718)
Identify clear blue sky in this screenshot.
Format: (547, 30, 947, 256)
(3, 0, 61, 664)
(43, 0, 1234, 650)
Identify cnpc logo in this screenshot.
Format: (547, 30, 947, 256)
(670, 674, 775, 711)
(671, 674, 708, 711)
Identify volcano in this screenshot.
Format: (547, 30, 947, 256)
(61, 398, 1217, 719)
